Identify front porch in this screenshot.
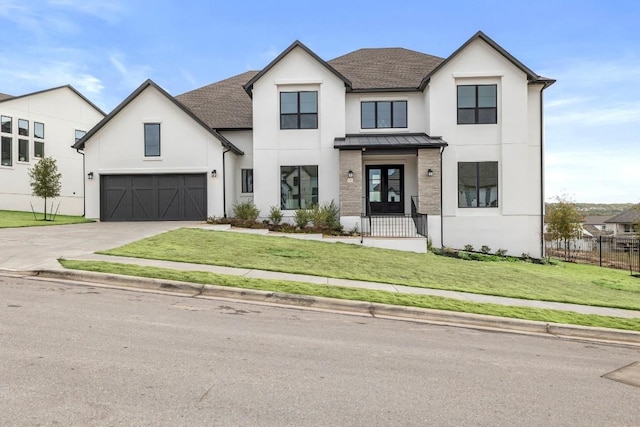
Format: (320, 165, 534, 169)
(335, 133, 447, 242)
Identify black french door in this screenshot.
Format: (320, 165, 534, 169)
(366, 165, 404, 214)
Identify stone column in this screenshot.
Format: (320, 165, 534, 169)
(339, 150, 363, 216)
(417, 148, 441, 214)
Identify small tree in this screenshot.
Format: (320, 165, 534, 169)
(546, 194, 582, 261)
(28, 157, 61, 221)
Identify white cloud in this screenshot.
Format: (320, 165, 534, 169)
(109, 52, 152, 89)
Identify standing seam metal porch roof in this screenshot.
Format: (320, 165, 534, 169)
(334, 133, 448, 149)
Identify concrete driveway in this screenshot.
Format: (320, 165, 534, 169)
(0, 221, 195, 271)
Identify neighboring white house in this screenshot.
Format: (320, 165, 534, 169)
(76, 31, 553, 257)
(605, 209, 640, 236)
(0, 86, 105, 216)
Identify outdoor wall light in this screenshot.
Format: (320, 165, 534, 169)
(347, 170, 354, 179)
(427, 168, 434, 177)
(87, 172, 94, 180)
(211, 169, 217, 178)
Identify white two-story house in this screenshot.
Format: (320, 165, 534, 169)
(0, 86, 105, 216)
(76, 31, 553, 257)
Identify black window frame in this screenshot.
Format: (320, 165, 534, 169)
(75, 129, 86, 143)
(280, 165, 319, 210)
(144, 123, 161, 157)
(457, 84, 497, 125)
(279, 91, 318, 130)
(18, 119, 29, 136)
(1, 115, 12, 134)
(458, 161, 499, 208)
(34, 140, 44, 158)
(361, 101, 408, 129)
(241, 169, 253, 193)
(34, 122, 44, 139)
(1, 136, 12, 166)
(18, 138, 28, 162)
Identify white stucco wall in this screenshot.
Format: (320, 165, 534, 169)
(221, 130, 254, 215)
(345, 92, 426, 134)
(251, 46, 346, 220)
(428, 38, 544, 257)
(0, 87, 104, 216)
(83, 85, 230, 220)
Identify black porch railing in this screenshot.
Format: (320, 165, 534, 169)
(359, 196, 428, 241)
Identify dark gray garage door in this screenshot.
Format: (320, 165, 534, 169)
(100, 174, 207, 221)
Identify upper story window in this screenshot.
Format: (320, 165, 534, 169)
(457, 85, 497, 124)
(280, 91, 318, 129)
(1, 116, 11, 133)
(458, 161, 498, 208)
(75, 130, 86, 143)
(18, 119, 29, 136)
(34, 122, 44, 139)
(361, 101, 407, 129)
(144, 123, 161, 157)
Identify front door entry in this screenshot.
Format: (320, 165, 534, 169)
(366, 165, 404, 214)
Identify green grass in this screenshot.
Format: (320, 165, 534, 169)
(0, 210, 93, 228)
(98, 228, 640, 311)
(59, 259, 640, 332)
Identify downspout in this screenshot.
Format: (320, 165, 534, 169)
(75, 148, 85, 217)
(539, 88, 545, 258)
(222, 148, 230, 218)
(439, 145, 446, 248)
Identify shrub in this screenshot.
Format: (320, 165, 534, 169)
(309, 201, 341, 231)
(233, 200, 260, 221)
(464, 244, 474, 252)
(495, 248, 508, 257)
(269, 206, 283, 225)
(480, 245, 491, 254)
(294, 209, 310, 229)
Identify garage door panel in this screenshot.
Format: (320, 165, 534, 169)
(101, 174, 207, 221)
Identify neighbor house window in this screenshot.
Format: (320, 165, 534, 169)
(457, 85, 497, 124)
(624, 224, 633, 233)
(18, 119, 28, 136)
(241, 169, 253, 193)
(1, 116, 11, 133)
(458, 162, 498, 208)
(34, 141, 44, 158)
(280, 91, 318, 129)
(361, 101, 407, 129)
(280, 165, 318, 209)
(34, 122, 44, 139)
(144, 123, 161, 157)
(1, 136, 11, 166)
(18, 139, 28, 162)
(75, 129, 86, 143)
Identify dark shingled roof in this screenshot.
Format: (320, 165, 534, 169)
(605, 209, 640, 224)
(0, 92, 13, 101)
(328, 48, 444, 91)
(176, 70, 258, 129)
(334, 133, 447, 149)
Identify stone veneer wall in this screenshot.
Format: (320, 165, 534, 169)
(417, 148, 441, 214)
(339, 150, 362, 216)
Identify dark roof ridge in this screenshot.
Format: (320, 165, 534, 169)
(0, 84, 106, 116)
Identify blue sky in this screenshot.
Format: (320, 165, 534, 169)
(1, 0, 638, 203)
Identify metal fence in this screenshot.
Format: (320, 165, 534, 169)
(545, 236, 640, 273)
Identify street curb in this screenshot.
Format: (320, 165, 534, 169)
(34, 268, 640, 347)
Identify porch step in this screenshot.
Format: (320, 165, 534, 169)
(361, 215, 420, 238)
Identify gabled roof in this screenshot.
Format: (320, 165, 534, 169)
(328, 48, 443, 91)
(243, 40, 352, 96)
(334, 133, 447, 150)
(0, 85, 105, 116)
(176, 70, 258, 129)
(73, 79, 243, 155)
(419, 31, 556, 90)
(0, 92, 13, 101)
(605, 209, 640, 224)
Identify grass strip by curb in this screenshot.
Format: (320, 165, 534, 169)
(59, 259, 640, 332)
(0, 210, 93, 228)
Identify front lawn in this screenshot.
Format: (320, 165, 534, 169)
(0, 210, 93, 228)
(99, 228, 640, 310)
(59, 259, 640, 332)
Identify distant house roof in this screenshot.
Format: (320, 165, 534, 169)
(0, 85, 105, 116)
(74, 79, 243, 155)
(605, 209, 640, 224)
(176, 70, 258, 130)
(334, 133, 447, 150)
(583, 215, 613, 225)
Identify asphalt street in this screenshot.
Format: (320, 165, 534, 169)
(2, 275, 640, 426)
